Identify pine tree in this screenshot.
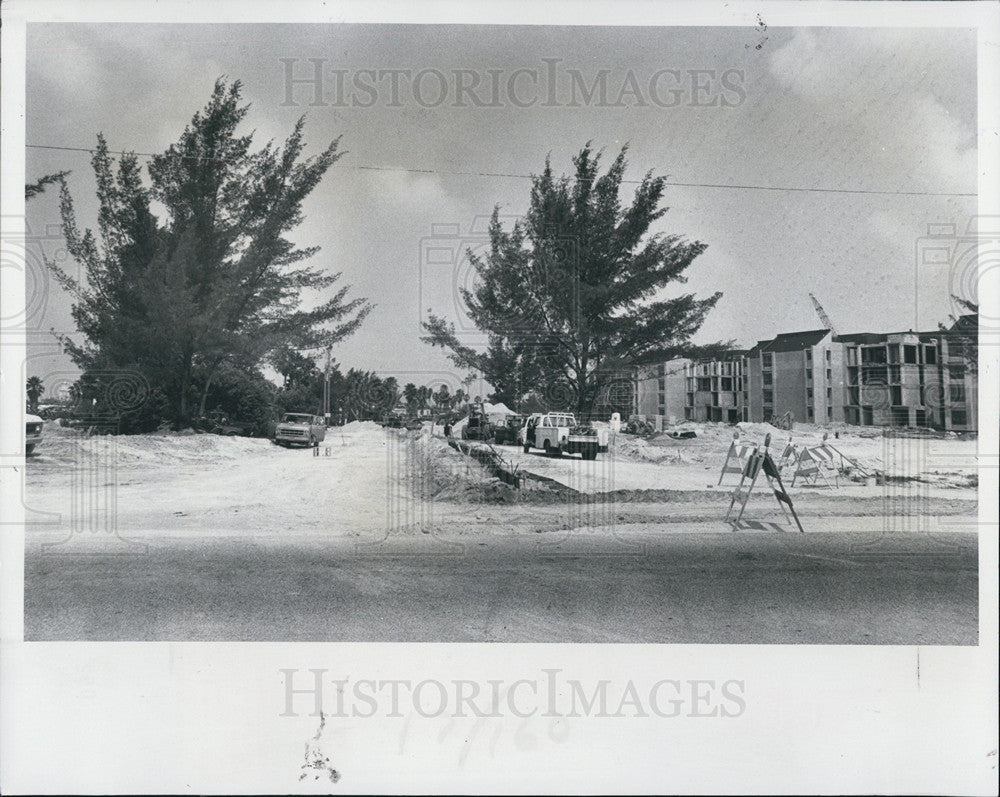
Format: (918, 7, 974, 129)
(49, 79, 371, 426)
(422, 144, 722, 415)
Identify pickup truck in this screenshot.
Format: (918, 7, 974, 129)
(521, 412, 599, 460)
(25, 413, 43, 454)
(272, 412, 326, 447)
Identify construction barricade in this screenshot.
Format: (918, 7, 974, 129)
(725, 433, 804, 533)
(718, 433, 756, 485)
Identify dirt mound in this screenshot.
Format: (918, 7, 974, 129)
(405, 434, 518, 503)
(30, 424, 266, 468)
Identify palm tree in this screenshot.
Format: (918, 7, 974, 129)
(26, 376, 44, 413)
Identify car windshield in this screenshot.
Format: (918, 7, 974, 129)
(283, 414, 312, 423)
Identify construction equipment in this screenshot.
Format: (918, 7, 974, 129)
(770, 410, 794, 430)
(809, 293, 837, 336)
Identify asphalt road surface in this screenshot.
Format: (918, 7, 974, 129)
(25, 529, 977, 643)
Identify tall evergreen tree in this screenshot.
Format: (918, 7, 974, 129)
(422, 144, 722, 415)
(49, 79, 371, 425)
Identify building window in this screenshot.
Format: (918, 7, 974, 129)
(890, 386, 902, 405)
(949, 364, 966, 380)
(951, 409, 967, 427)
(950, 384, 966, 403)
(826, 387, 832, 400)
(826, 368, 832, 381)
(763, 372, 772, 386)
(762, 352, 773, 368)
(861, 346, 887, 364)
(904, 345, 917, 364)
(807, 388, 814, 400)
(827, 406, 833, 420)
(807, 407, 814, 418)
(825, 349, 831, 363)
(763, 390, 773, 404)
(925, 346, 937, 365)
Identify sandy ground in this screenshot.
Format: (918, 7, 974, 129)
(483, 421, 979, 495)
(22, 420, 978, 545)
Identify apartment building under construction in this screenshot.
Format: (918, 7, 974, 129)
(633, 315, 977, 432)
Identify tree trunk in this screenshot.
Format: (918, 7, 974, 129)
(178, 353, 193, 427)
(197, 357, 224, 418)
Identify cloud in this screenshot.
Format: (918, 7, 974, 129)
(767, 29, 976, 195)
(369, 169, 456, 216)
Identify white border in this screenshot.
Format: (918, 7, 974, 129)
(2, 2, 998, 794)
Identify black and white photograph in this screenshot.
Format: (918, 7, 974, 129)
(1, 1, 997, 794)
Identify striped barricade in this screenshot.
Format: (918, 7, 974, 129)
(790, 444, 839, 488)
(725, 434, 804, 533)
(718, 435, 755, 485)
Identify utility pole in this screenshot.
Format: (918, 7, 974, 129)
(323, 346, 332, 424)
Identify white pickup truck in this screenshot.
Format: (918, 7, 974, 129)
(521, 412, 600, 460)
(272, 412, 327, 448)
(25, 413, 43, 454)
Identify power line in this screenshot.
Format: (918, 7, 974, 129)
(26, 143, 977, 198)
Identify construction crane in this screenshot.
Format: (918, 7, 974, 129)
(809, 293, 837, 335)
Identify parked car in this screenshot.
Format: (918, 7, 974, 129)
(522, 412, 599, 459)
(272, 413, 326, 447)
(25, 413, 43, 454)
(492, 414, 524, 445)
(198, 410, 249, 436)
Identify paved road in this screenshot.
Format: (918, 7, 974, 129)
(25, 529, 977, 643)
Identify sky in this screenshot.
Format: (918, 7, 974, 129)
(23, 23, 978, 396)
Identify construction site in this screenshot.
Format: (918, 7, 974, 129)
(24, 410, 978, 642)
